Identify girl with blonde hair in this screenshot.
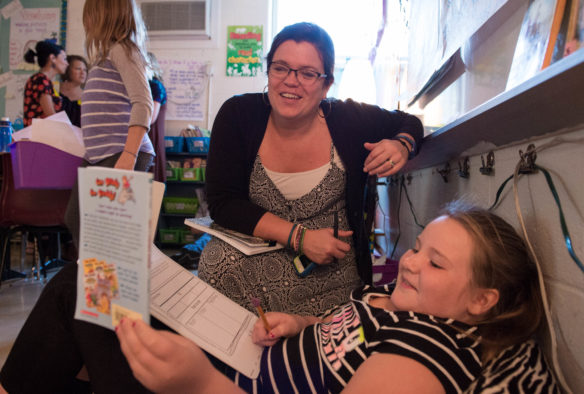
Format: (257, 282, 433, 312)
(64, 0, 155, 249)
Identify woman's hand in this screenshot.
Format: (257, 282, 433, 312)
(363, 139, 409, 177)
(117, 319, 241, 394)
(252, 312, 319, 346)
(302, 228, 352, 265)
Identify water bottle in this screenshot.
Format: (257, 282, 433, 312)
(0, 117, 13, 153)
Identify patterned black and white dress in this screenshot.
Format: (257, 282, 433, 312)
(231, 284, 483, 393)
(198, 145, 362, 315)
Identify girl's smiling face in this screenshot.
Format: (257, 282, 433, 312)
(391, 216, 488, 323)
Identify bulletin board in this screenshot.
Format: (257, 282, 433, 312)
(0, 0, 64, 124)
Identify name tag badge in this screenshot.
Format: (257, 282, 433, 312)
(341, 326, 365, 352)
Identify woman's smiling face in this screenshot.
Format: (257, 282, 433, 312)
(267, 40, 331, 123)
(391, 216, 480, 323)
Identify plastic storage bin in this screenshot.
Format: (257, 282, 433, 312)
(165, 136, 184, 153)
(179, 167, 203, 182)
(180, 229, 197, 244)
(163, 196, 199, 214)
(166, 167, 179, 181)
(185, 137, 210, 154)
(9, 141, 83, 189)
(159, 228, 181, 244)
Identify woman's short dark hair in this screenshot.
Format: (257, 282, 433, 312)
(61, 55, 88, 82)
(266, 22, 335, 86)
(23, 39, 64, 68)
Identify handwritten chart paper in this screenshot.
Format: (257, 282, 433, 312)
(157, 58, 208, 121)
(9, 8, 60, 70)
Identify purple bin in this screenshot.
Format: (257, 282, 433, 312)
(10, 141, 83, 189)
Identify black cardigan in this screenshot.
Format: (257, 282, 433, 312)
(205, 93, 423, 283)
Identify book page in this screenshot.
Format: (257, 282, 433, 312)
(150, 246, 263, 379)
(74, 167, 153, 330)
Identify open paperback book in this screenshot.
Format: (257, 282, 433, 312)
(185, 216, 283, 255)
(74, 169, 262, 379)
(74, 167, 155, 329)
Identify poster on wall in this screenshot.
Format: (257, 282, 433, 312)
(9, 7, 61, 71)
(157, 58, 209, 121)
(226, 25, 263, 77)
(0, 2, 61, 121)
(506, 0, 566, 90)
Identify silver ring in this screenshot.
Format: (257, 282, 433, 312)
(387, 159, 396, 167)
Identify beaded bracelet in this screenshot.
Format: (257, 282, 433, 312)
(286, 223, 298, 249)
(294, 224, 304, 252)
(298, 226, 307, 256)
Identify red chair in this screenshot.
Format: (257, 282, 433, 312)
(0, 153, 73, 285)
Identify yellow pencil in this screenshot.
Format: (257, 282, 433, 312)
(251, 297, 271, 332)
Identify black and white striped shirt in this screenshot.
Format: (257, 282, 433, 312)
(233, 284, 483, 393)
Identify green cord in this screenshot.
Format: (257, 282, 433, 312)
(490, 166, 583, 273)
(488, 174, 514, 211)
(535, 165, 584, 273)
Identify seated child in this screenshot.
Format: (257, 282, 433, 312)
(0, 202, 558, 393)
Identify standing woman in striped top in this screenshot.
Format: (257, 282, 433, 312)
(64, 0, 155, 249)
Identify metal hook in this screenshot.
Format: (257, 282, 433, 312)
(437, 162, 450, 183)
(518, 144, 537, 174)
(458, 157, 469, 178)
(480, 151, 495, 175)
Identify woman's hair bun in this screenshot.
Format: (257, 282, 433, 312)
(23, 48, 37, 64)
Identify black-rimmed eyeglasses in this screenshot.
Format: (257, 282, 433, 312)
(269, 62, 327, 86)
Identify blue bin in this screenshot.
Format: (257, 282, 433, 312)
(165, 136, 184, 153)
(185, 137, 210, 154)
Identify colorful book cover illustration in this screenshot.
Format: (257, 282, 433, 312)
(74, 167, 153, 330)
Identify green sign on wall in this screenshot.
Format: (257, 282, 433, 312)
(226, 25, 263, 77)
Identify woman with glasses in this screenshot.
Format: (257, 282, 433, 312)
(199, 22, 424, 316)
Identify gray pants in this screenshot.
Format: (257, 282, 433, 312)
(64, 151, 154, 250)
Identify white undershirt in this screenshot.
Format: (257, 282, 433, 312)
(263, 146, 345, 200)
